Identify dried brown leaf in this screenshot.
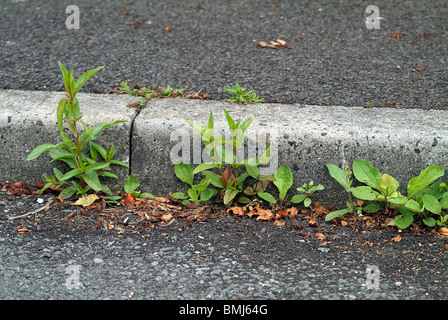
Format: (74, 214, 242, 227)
(315, 233, 326, 240)
(273, 220, 286, 226)
(289, 206, 298, 218)
(417, 66, 426, 72)
(439, 227, 448, 237)
(275, 39, 286, 46)
(255, 208, 273, 220)
(227, 206, 244, 216)
(6, 182, 30, 195)
(312, 202, 329, 216)
(17, 226, 30, 234)
(156, 197, 170, 203)
(390, 32, 406, 39)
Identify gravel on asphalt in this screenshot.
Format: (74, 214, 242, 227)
(1, 191, 447, 301)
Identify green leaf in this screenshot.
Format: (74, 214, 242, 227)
(405, 199, 422, 212)
(89, 140, 98, 161)
(223, 188, 238, 205)
(200, 188, 216, 202)
(59, 186, 77, 199)
(109, 159, 129, 168)
(193, 162, 220, 174)
(188, 188, 198, 201)
(236, 173, 250, 190)
(238, 196, 252, 204)
(53, 167, 64, 181)
(89, 120, 126, 141)
(363, 204, 380, 213)
(58, 61, 71, 93)
(289, 194, 307, 204)
(257, 192, 277, 204)
(175, 162, 194, 187)
(215, 145, 236, 164)
(325, 208, 350, 221)
(171, 192, 188, 199)
(99, 171, 118, 179)
(39, 182, 56, 195)
(89, 142, 108, 160)
(139, 192, 156, 199)
(207, 112, 214, 130)
(83, 171, 102, 192)
(440, 192, 448, 209)
(27, 143, 65, 161)
(107, 144, 115, 162)
(100, 184, 113, 196)
(67, 68, 75, 95)
(85, 162, 110, 172)
(353, 159, 381, 189)
(303, 198, 311, 207)
(240, 118, 253, 133)
(387, 196, 408, 206)
(223, 109, 235, 129)
(407, 166, 444, 198)
(273, 165, 293, 201)
(202, 170, 225, 188)
(192, 178, 210, 192)
(73, 65, 105, 96)
(56, 99, 67, 135)
(352, 186, 380, 201)
(422, 194, 441, 214)
(309, 184, 325, 193)
(124, 174, 140, 193)
(58, 61, 69, 79)
(326, 164, 349, 190)
(259, 175, 275, 181)
(48, 148, 73, 162)
(379, 173, 399, 195)
(60, 167, 83, 180)
(258, 145, 271, 166)
(394, 212, 415, 229)
(245, 165, 260, 179)
(423, 217, 436, 227)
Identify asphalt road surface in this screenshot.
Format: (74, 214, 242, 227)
(1, 0, 447, 109)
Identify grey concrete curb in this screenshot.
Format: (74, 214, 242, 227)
(1, 89, 447, 208)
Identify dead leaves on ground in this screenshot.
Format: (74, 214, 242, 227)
(439, 227, 448, 238)
(97, 195, 219, 231)
(253, 39, 292, 49)
(389, 32, 407, 39)
(226, 201, 328, 226)
(3, 182, 31, 196)
(74, 194, 99, 207)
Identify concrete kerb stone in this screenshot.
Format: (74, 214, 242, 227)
(0, 89, 137, 191)
(133, 99, 448, 207)
(1, 89, 447, 208)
